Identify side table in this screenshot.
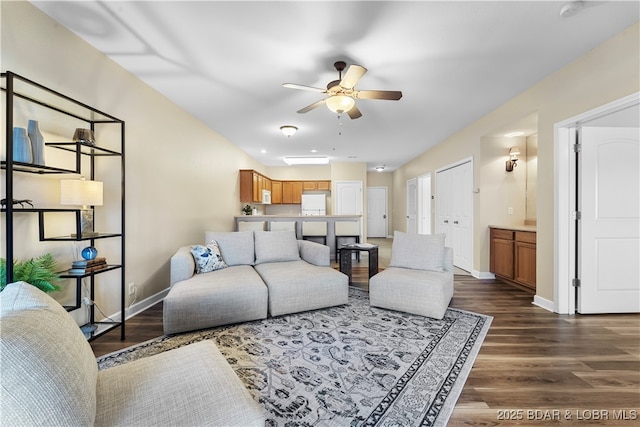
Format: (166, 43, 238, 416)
(339, 244, 379, 284)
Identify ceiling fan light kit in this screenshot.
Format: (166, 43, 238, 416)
(283, 61, 402, 119)
(325, 95, 355, 114)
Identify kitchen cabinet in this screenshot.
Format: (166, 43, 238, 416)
(304, 180, 331, 191)
(282, 181, 303, 204)
(316, 180, 331, 191)
(271, 181, 282, 204)
(239, 171, 329, 204)
(240, 169, 270, 203)
(490, 227, 536, 291)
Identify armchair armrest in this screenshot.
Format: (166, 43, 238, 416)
(443, 247, 454, 273)
(297, 240, 330, 267)
(170, 246, 196, 286)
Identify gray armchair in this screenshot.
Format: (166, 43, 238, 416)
(369, 231, 454, 319)
(0, 281, 265, 426)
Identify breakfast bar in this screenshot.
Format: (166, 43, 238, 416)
(235, 215, 362, 261)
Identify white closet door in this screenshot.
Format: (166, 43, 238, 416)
(578, 127, 639, 313)
(436, 160, 473, 272)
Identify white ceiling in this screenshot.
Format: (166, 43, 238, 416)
(32, 1, 639, 172)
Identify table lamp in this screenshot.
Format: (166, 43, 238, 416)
(60, 178, 103, 239)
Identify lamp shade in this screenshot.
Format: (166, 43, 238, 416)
(60, 179, 103, 207)
(325, 95, 355, 114)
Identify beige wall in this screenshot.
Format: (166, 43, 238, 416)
(1, 2, 264, 320)
(392, 21, 639, 302)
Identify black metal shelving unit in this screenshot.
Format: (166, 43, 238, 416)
(1, 71, 126, 341)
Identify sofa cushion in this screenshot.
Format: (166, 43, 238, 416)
(389, 231, 446, 272)
(96, 340, 265, 426)
(163, 265, 268, 334)
(369, 267, 454, 319)
(205, 231, 255, 266)
(255, 260, 348, 316)
(0, 282, 98, 426)
(191, 242, 228, 273)
(254, 230, 300, 265)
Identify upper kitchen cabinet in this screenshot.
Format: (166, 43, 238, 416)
(239, 169, 271, 203)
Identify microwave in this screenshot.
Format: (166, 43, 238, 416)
(261, 189, 271, 204)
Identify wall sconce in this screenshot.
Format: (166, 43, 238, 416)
(60, 177, 103, 238)
(280, 125, 298, 138)
(506, 147, 520, 172)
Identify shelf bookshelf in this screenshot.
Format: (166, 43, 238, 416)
(1, 71, 126, 341)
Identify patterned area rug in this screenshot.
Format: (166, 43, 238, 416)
(98, 288, 492, 426)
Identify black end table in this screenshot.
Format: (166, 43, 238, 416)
(338, 244, 379, 284)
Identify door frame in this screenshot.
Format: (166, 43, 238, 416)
(406, 178, 417, 233)
(417, 173, 432, 234)
(554, 92, 639, 314)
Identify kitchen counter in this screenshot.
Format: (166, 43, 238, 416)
(236, 215, 362, 260)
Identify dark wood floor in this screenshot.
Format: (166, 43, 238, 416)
(91, 273, 640, 426)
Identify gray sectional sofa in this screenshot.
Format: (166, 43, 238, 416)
(164, 230, 349, 335)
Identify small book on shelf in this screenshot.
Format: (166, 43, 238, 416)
(68, 263, 109, 275)
(68, 258, 108, 275)
(71, 257, 107, 268)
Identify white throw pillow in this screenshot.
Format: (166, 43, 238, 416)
(389, 231, 446, 272)
(254, 231, 300, 264)
(190, 242, 228, 273)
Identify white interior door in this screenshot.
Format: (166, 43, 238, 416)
(436, 160, 473, 272)
(578, 127, 640, 313)
(367, 187, 387, 238)
(418, 173, 432, 234)
(334, 181, 363, 215)
(406, 178, 417, 233)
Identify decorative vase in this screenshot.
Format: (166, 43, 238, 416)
(81, 246, 98, 261)
(12, 127, 33, 163)
(27, 120, 45, 166)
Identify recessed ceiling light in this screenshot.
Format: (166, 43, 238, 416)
(504, 131, 525, 137)
(283, 156, 329, 165)
(261, 149, 267, 154)
(310, 149, 318, 153)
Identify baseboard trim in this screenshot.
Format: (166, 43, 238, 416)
(125, 288, 170, 320)
(95, 287, 170, 323)
(533, 295, 554, 312)
(472, 270, 495, 280)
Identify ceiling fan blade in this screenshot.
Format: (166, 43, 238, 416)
(354, 90, 403, 100)
(283, 83, 326, 93)
(340, 65, 367, 90)
(347, 104, 362, 119)
(297, 99, 326, 114)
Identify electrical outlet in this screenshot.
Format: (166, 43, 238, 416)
(128, 282, 135, 296)
(508, 207, 513, 215)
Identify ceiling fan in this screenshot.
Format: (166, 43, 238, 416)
(283, 61, 402, 119)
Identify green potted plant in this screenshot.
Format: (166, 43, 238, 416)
(0, 253, 62, 293)
(242, 204, 253, 215)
